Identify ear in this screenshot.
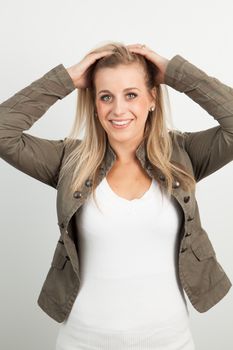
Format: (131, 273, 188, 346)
(149, 87, 156, 104)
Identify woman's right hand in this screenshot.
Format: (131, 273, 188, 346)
(66, 50, 113, 89)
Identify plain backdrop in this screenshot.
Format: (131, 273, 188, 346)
(0, 0, 232, 349)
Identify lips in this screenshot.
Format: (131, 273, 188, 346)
(109, 119, 133, 122)
(109, 119, 133, 129)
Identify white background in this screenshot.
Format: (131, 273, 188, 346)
(0, 0, 232, 349)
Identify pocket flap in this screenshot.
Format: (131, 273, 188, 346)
(51, 254, 68, 269)
(51, 240, 70, 269)
(191, 233, 216, 261)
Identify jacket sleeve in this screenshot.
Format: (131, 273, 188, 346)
(0, 64, 76, 188)
(164, 55, 233, 182)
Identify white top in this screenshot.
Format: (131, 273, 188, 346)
(56, 177, 195, 349)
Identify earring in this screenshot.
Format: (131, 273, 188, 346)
(149, 106, 155, 112)
(94, 111, 98, 117)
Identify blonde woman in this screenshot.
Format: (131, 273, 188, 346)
(0, 42, 232, 349)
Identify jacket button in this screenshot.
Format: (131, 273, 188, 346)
(99, 166, 105, 175)
(159, 174, 165, 181)
(187, 215, 194, 221)
(59, 222, 65, 228)
(181, 247, 187, 253)
(85, 179, 93, 187)
(185, 232, 192, 237)
(73, 191, 82, 198)
(172, 180, 180, 188)
(146, 164, 153, 170)
(184, 196, 190, 203)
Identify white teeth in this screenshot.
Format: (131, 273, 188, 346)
(111, 120, 132, 125)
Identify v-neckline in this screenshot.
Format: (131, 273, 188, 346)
(104, 177, 154, 203)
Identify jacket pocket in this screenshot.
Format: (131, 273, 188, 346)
(40, 239, 78, 306)
(191, 232, 216, 261)
(51, 253, 70, 269)
(181, 229, 225, 297)
(51, 240, 70, 270)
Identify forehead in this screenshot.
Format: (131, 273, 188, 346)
(94, 63, 146, 90)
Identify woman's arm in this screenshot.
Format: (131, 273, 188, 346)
(127, 45, 233, 182)
(164, 55, 233, 182)
(0, 49, 114, 188)
(0, 64, 76, 188)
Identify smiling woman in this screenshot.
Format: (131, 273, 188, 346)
(94, 63, 156, 149)
(60, 42, 196, 206)
(1, 40, 233, 350)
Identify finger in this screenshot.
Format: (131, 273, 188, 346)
(126, 43, 139, 45)
(128, 47, 148, 54)
(128, 48, 147, 53)
(127, 46, 145, 51)
(126, 43, 144, 47)
(128, 45, 151, 51)
(88, 50, 113, 57)
(86, 50, 113, 64)
(97, 50, 113, 55)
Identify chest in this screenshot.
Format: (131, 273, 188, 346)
(106, 160, 153, 201)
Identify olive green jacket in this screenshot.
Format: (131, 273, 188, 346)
(0, 54, 232, 323)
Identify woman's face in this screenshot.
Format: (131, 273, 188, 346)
(94, 63, 156, 145)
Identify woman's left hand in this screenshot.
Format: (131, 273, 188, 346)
(126, 44, 169, 85)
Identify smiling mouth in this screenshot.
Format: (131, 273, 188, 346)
(109, 119, 133, 129)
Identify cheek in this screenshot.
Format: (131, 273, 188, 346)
(95, 101, 109, 117)
(95, 104, 110, 129)
(134, 102, 149, 120)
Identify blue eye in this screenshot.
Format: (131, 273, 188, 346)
(127, 92, 137, 98)
(100, 95, 111, 101)
(100, 92, 137, 101)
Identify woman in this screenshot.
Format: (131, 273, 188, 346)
(0, 42, 232, 349)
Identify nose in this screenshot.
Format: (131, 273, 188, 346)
(112, 97, 127, 116)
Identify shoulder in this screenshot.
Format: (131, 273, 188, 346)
(61, 138, 82, 161)
(169, 129, 185, 149)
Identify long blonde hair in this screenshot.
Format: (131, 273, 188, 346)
(58, 41, 196, 205)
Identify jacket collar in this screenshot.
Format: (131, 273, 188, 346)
(58, 138, 148, 230)
(103, 138, 147, 171)
(58, 135, 192, 232)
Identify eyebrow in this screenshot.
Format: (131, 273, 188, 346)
(98, 87, 140, 95)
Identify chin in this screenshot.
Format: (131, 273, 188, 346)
(109, 134, 134, 143)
